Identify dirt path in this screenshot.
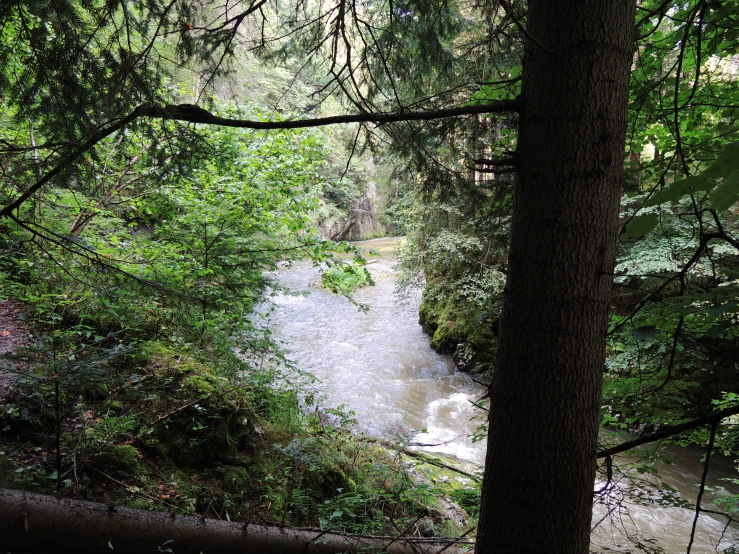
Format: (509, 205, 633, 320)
(0, 299, 31, 402)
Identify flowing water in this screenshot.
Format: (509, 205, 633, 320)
(260, 237, 739, 553)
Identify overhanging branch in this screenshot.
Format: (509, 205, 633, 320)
(139, 99, 521, 128)
(1, 99, 520, 218)
(597, 404, 739, 459)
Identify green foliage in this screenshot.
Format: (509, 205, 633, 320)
(1, 346, 448, 536)
(321, 261, 375, 295)
(0, 103, 358, 355)
(450, 487, 481, 519)
(398, 188, 509, 373)
(641, 144, 739, 210)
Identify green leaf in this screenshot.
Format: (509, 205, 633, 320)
(642, 144, 739, 209)
(624, 213, 659, 238)
(633, 325, 658, 341)
(706, 323, 730, 338)
(702, 143, 739, 180)
(709, 170, 739, 211)
(643, 177, 714, 207)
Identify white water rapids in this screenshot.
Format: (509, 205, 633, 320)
(258, 237, 739, 553)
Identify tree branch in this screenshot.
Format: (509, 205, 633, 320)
(1, 100, 520, 217)
(498, 0, 553, 53)
(0, 106, 148, 218)
(140, 100, 521, 129)
(473, 156, 517, 166)
(597, 404, 739, 459)
(686, 420, 717, 554)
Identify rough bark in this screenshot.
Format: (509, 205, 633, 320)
(0, 488, 464, 554)
(476, 2, 636, 553)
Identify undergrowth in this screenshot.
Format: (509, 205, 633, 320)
(0, 334, 476, 536)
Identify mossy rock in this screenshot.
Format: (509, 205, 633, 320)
(181, 374, 218, 396)
(419, 278, 499, 373)
(99, 444, 141, 472)
(430, 321, 463, 353)
(418, 296, 441, 334)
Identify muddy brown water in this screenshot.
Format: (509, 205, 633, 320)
(260, 237, 739, 553)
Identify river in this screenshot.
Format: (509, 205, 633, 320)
(260, 237, 739, 553)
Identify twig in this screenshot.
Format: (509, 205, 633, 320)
(686, 421, 718, 554)
(384, 514, 425, 553)
(468, 399, 489, 412)
(498, 0, 554, 53)
(403, 450, 481, 481)
(360, 436, 482, 480)
(438, 526, 476, 554)
(86, 466, 178, 509)
(146, 399, 201, 427)
(409, 434, 465, 447)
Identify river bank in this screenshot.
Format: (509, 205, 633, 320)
(0, 270, 475, 546)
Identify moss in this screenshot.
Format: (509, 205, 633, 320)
(182, 373, 217, 396)
(139, 342, 206, 375)
(59, 432, 76, 448)
(114, 444, 141, 471)
(418, 292, 441, 333)
(419, 281, 498, 374)
(223, 465, 250, 493)
(429, 321, 461, 353)
(104, 399, 123, 412)
(449, 488, 481, 518)
(96, 444, 142, 472)
(122, 497, 154, 510)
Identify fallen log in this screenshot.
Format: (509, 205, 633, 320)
(0, 488, 469, 553)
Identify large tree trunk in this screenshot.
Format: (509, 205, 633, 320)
(476, 2, 635, 553)
(0, 488, 462, 554)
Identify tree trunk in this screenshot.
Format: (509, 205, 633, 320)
(0, 488, 463, 554)
(476, 2, 635, 553)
